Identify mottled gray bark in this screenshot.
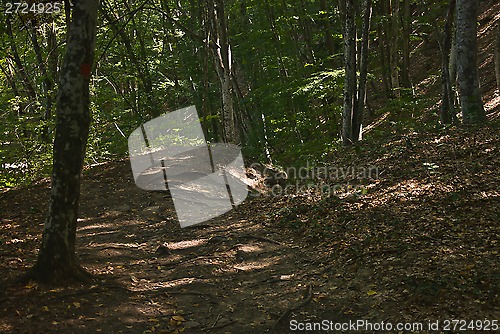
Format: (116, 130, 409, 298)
(209, 0, 239, 144)
(456, 0, 486, 123)
(26, 0, 99, 284)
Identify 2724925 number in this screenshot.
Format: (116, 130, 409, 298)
(443, 319, 498, 331)
(4, 2, 62, 14)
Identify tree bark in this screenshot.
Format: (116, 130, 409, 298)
(439, 0, 456, 124)
(377, 23, 391, 98)
(376, 0, 391, 98)
(24, 0, 99, 284)
(342, 0, 356, 145)
(389, 0, 400, 97)
(495, 24, 500, 91)
(400, 0, 412, 90)
(352, 0, 372, 141)
(456, 0, 486, 123)
(209, 0, 239, 144)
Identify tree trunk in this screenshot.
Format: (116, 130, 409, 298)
(342, 0, 356, 145)
(439, 0, 456, 124)
(456, 0, 486, 123)
(352, 0, 372, 141)
(400, 0, 412, 90)
(495, 24, 500, 91)
(377, 24, 391, 98)
(24, 0, 99, 284)
(449, 22, 459, 105)
(376, 0, 392, 98)
(389, 0, 400, 97)
(208, 0, 239, 144)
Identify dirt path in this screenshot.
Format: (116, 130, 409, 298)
(1, 122, 499, 333)
(0, 161, 337, 333)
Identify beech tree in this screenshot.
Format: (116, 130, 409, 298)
(207, 0, 239, 144)
(342, 0, 372, 145)
(456, 0, 486, 123)
(24, 0, 100, 283)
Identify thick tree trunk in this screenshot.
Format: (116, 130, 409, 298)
(25, 0, 99, 284)
(456, 0, 486, 123)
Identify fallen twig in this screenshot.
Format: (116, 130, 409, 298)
(210, 313, 223, 328)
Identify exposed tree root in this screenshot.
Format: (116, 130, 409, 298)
(17, 264, 95, 286)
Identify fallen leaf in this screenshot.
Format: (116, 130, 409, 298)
(172, 315, 185, 322)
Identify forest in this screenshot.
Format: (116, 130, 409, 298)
(0, 0, 499, 333)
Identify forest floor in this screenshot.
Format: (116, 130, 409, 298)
(0, 117, 499, 333)
(1, 1, 500, 332)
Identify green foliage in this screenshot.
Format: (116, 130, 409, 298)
(0, 0, 461, 188)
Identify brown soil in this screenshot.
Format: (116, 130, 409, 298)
(1, 119, 499, 334)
